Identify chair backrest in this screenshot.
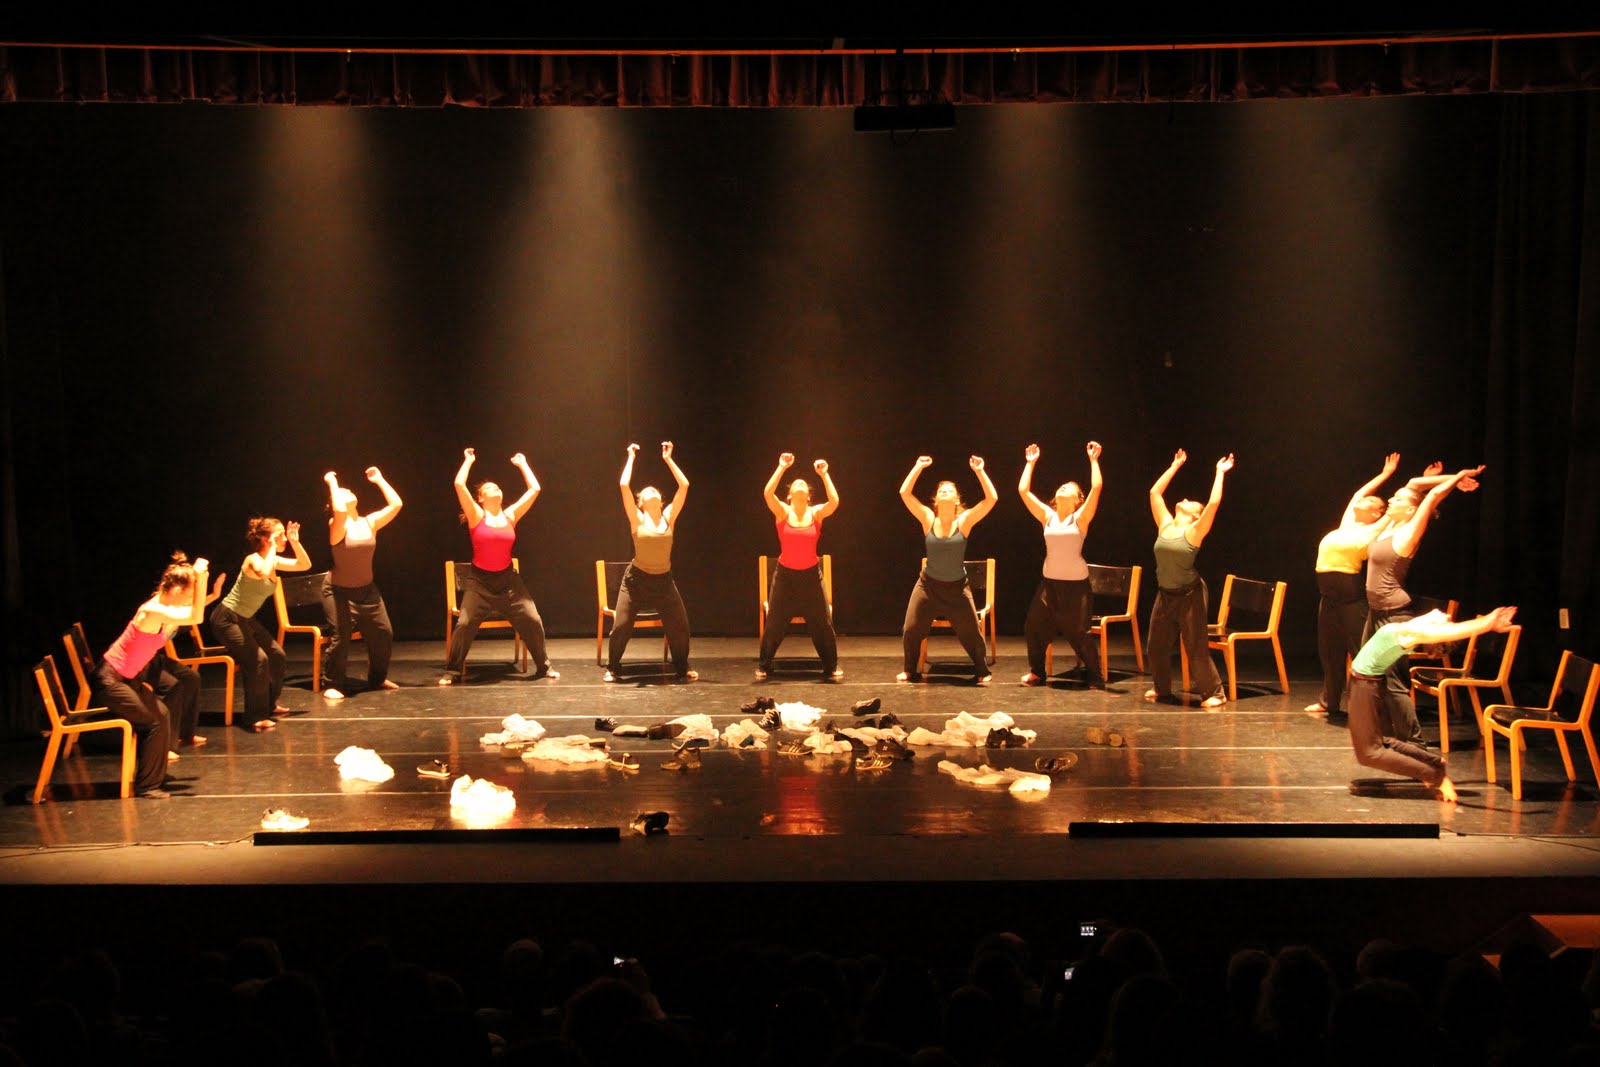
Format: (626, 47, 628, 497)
(598, 561, 631, 613)
(277, 572, 329, 612)
(761, 555, 835, 606)
(1216, 575, 1285, 631)
(34, 656, 69, 730)
(448, 559, 520, 613)
(62, 624, 97, 709)
(1087, 564, 1140, 614)
(1409, 595, 1458, 619)
(1551, 652, 1600, 725)
(1484, 625, 1521, 684)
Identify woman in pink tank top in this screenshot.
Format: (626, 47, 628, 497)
(91, 553, 212, 798)
(441, 448, 557, 685)
(757, 452, 841, 680)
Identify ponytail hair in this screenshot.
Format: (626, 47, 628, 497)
(156, 551, 197, 597)
(246, 516, 281, 551)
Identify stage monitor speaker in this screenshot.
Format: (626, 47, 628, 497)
(853, 102, 956, 133)
(1067, 821, 1439, 839)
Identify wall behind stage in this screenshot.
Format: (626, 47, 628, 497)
(1, 97, 1508, 677)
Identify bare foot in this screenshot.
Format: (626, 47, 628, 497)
(544, 669, 560, 681)
(754, 668, 768, 680)
(323, 688, 346, 701)
(1201, 694, 1227, 709)
(168, 750, 180, 762)
(272, 705, 291, 716)
(975, 675, 992, 686)
(1304, 701, 1328, 714)
(602, 669, 617, 683)
(1143, 689, 1159, 701)
(681, 670, 699, 682)
(180, 735, 208, 748)
(896, 672, 914, 683)
(249, 718, 277, 732)
(830, 668, 845, 680)
(1020, 673, 1045, 687)
(1436, 777, 1458, 803)
(380, 680, 400, 690)
(438, 675, 455, 686)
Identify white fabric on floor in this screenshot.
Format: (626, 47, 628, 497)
(776, 701, 823, 731)
(721, 719, 770, 749)
(837, 725, 908, 746)
(520, 736, 611, 765)
(667, 713, 718, 745)
(450, 775, 516, 815)
(479, 714, 547, 746)
(907, 711, 1035, 747)
(936, 759, 1051, 795)
(804, 733, 855, 755)
(334, 746, 394, 782)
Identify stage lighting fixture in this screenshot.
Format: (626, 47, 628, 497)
(852, 101, 957, 133)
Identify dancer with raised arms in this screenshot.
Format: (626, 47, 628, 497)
(605, 441, 696, 682)
(757, 452, 841, 681)
(1018, 440, 1105, 688)
(320, 466, 403, 700)
(210, 517, 311, 730)
(1145, 450, 1233, 707)
(897, 454, 999, 685)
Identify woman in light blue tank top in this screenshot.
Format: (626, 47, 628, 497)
(896, 454, 999, 683)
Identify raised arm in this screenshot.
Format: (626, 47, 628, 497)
(325, 472, 349, 546)
(661, 441, 689, 527)
(275, 522, 312, 573)
(900, 456, 935, 528)
(141, 558, 212, 627)
(1403, 606, 1518, 648)
(1342, 453, 1400, 525)
(618, 444, 642, 526)
(1017, 443, 1051, 525)
(1190, 454, 1234, 545)
(454, 448, 484, 528)
(366, 467, 403, 532)
(812, 459, 840, 520)
(956, 456, 1001, 533)
(505, 452, 541, 523)
(1076, 441, 1105, 532)
(1393, 465, 1484, 557)
(1149, 449, 1184, 529)
(763, 453, 794, 520)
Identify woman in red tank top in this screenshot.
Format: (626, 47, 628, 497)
(441, 448, 558, 685)
(757, 452, 841, 680)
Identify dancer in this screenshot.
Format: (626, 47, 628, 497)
(210, 518, 311, 730)
(1306, 456, 1474, 716)
(897, 454, 999, 684)
(605, 441, 696, 682)
(1145, 450, 1233, 707)
(757, 452, 841, 681)
(1347, 605, 1517, 802)
(1361, 463, 1484, 741)
(1018, 441, 1105, 687)
(441, 448, 557, 684)
(320, 467, 403, 700)
(93, 554, 210, 797)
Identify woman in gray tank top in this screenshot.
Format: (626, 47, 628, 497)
(1145, 449, 1233, 707)
(605, 441, 696, 682)
(320, 467, 403, 700)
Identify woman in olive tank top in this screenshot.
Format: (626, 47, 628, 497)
(209, 516, 312, 730)
(605, 441, 696, 681)
(896, 454, 999, 684)
(1145, 449, 1233, 706)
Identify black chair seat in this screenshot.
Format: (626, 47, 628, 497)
(1490, 705, 1563, 727)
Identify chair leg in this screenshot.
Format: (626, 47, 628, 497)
(117, 723, 135, 798)
(1483, 722, 1498, 785)
(1271, 635, 1288, 695)
(918, 639, 928, 675)
(312, 639, 323, 693)
(1436, 682, 1452, 756)
(33, 731, 65, 804)
(986, 615, 997, 666)
(1582, 726, 1600, 792)
(62, 734, 77, 759)
(1225, 644, 1238, 702)
(1510, 725, 1524, 800)
(1554, 730, 1576, 780)
(1130, 619, 1145, 673)
(597, 612, 605, 667)
(1099, 629, 1109, 678)
(1044, 642, 1053, 677)
(223, 663, 236, 726)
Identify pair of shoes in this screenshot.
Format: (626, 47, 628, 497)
(986, 727, 1028, 748)
(646, 722, 688, 741)
(1034, 754, 1079, 774)
(1085, 726, 1126, 747)
(595, 716, 618, 732)
(260, 807, 308, 829)
(740, 694, 777, 715)
(776, 740, 811, 757)
(609, 753, 640, 771)
(631, 811, 670, 835)
(417, 759, 451, 779)
(659, 746, 702, 772)
(757, 708, 783, 733)
(855, 753, 894, 771)
(851, 697, 882, 717)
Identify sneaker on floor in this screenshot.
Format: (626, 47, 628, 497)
(417, 759, 451, 780)
(631, 811, 670, 835)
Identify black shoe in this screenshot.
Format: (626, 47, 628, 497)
(986, 727, 1028, 749)
(876, 712, 901, 729)
(631, 811, 670, 835)
(757, 708, 783, 733)
(875, 737, 913, 761)
(595, 717, 618, 733)
(740, 694, 777, 715)
(851, 697, 882, 717)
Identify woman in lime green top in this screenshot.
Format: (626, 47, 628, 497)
(1347, 606, 1517, 802)
(208, 516, 312, 730)
(605, 441, 695, 682)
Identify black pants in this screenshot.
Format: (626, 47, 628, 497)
(902, 572, 988, 677)
(758, 563, 837, 673)
(1315, 571, 1369, 712)
(321, 578, 394, 690)
(1362, 603, 1419, 741)
(149, 648, 202, 744)
(1347, 674, 1447, 787)
(1023, 577, 1101, 683)
(445, 566, 550, 676)
(90, 661, 172, 793)
(1148, 580, 1223, 700)
(209, 604, 286, 729)
(608, 565, 692, 674)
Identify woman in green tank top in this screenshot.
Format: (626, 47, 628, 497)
(208, 515, 312, 731)
(1145, 449, 1234, 707)
(605, 441, 696, 682)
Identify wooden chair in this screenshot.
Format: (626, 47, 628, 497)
(445, 561, 529, 676)
(274, 572, 336, 692)
(164, 627, 237, 727)
(1044, 564, 1143, 677)
(1482, 651, 1600, 801)
(59, 623, 100, 759)
(1410, 624, 1520, 755)
(758, 552, 835, 639)
(917, 558, 997, 673)
(32, 654, 134, 803)
(1181, 574, 1289, 700)
(594, 560, 670, 667)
